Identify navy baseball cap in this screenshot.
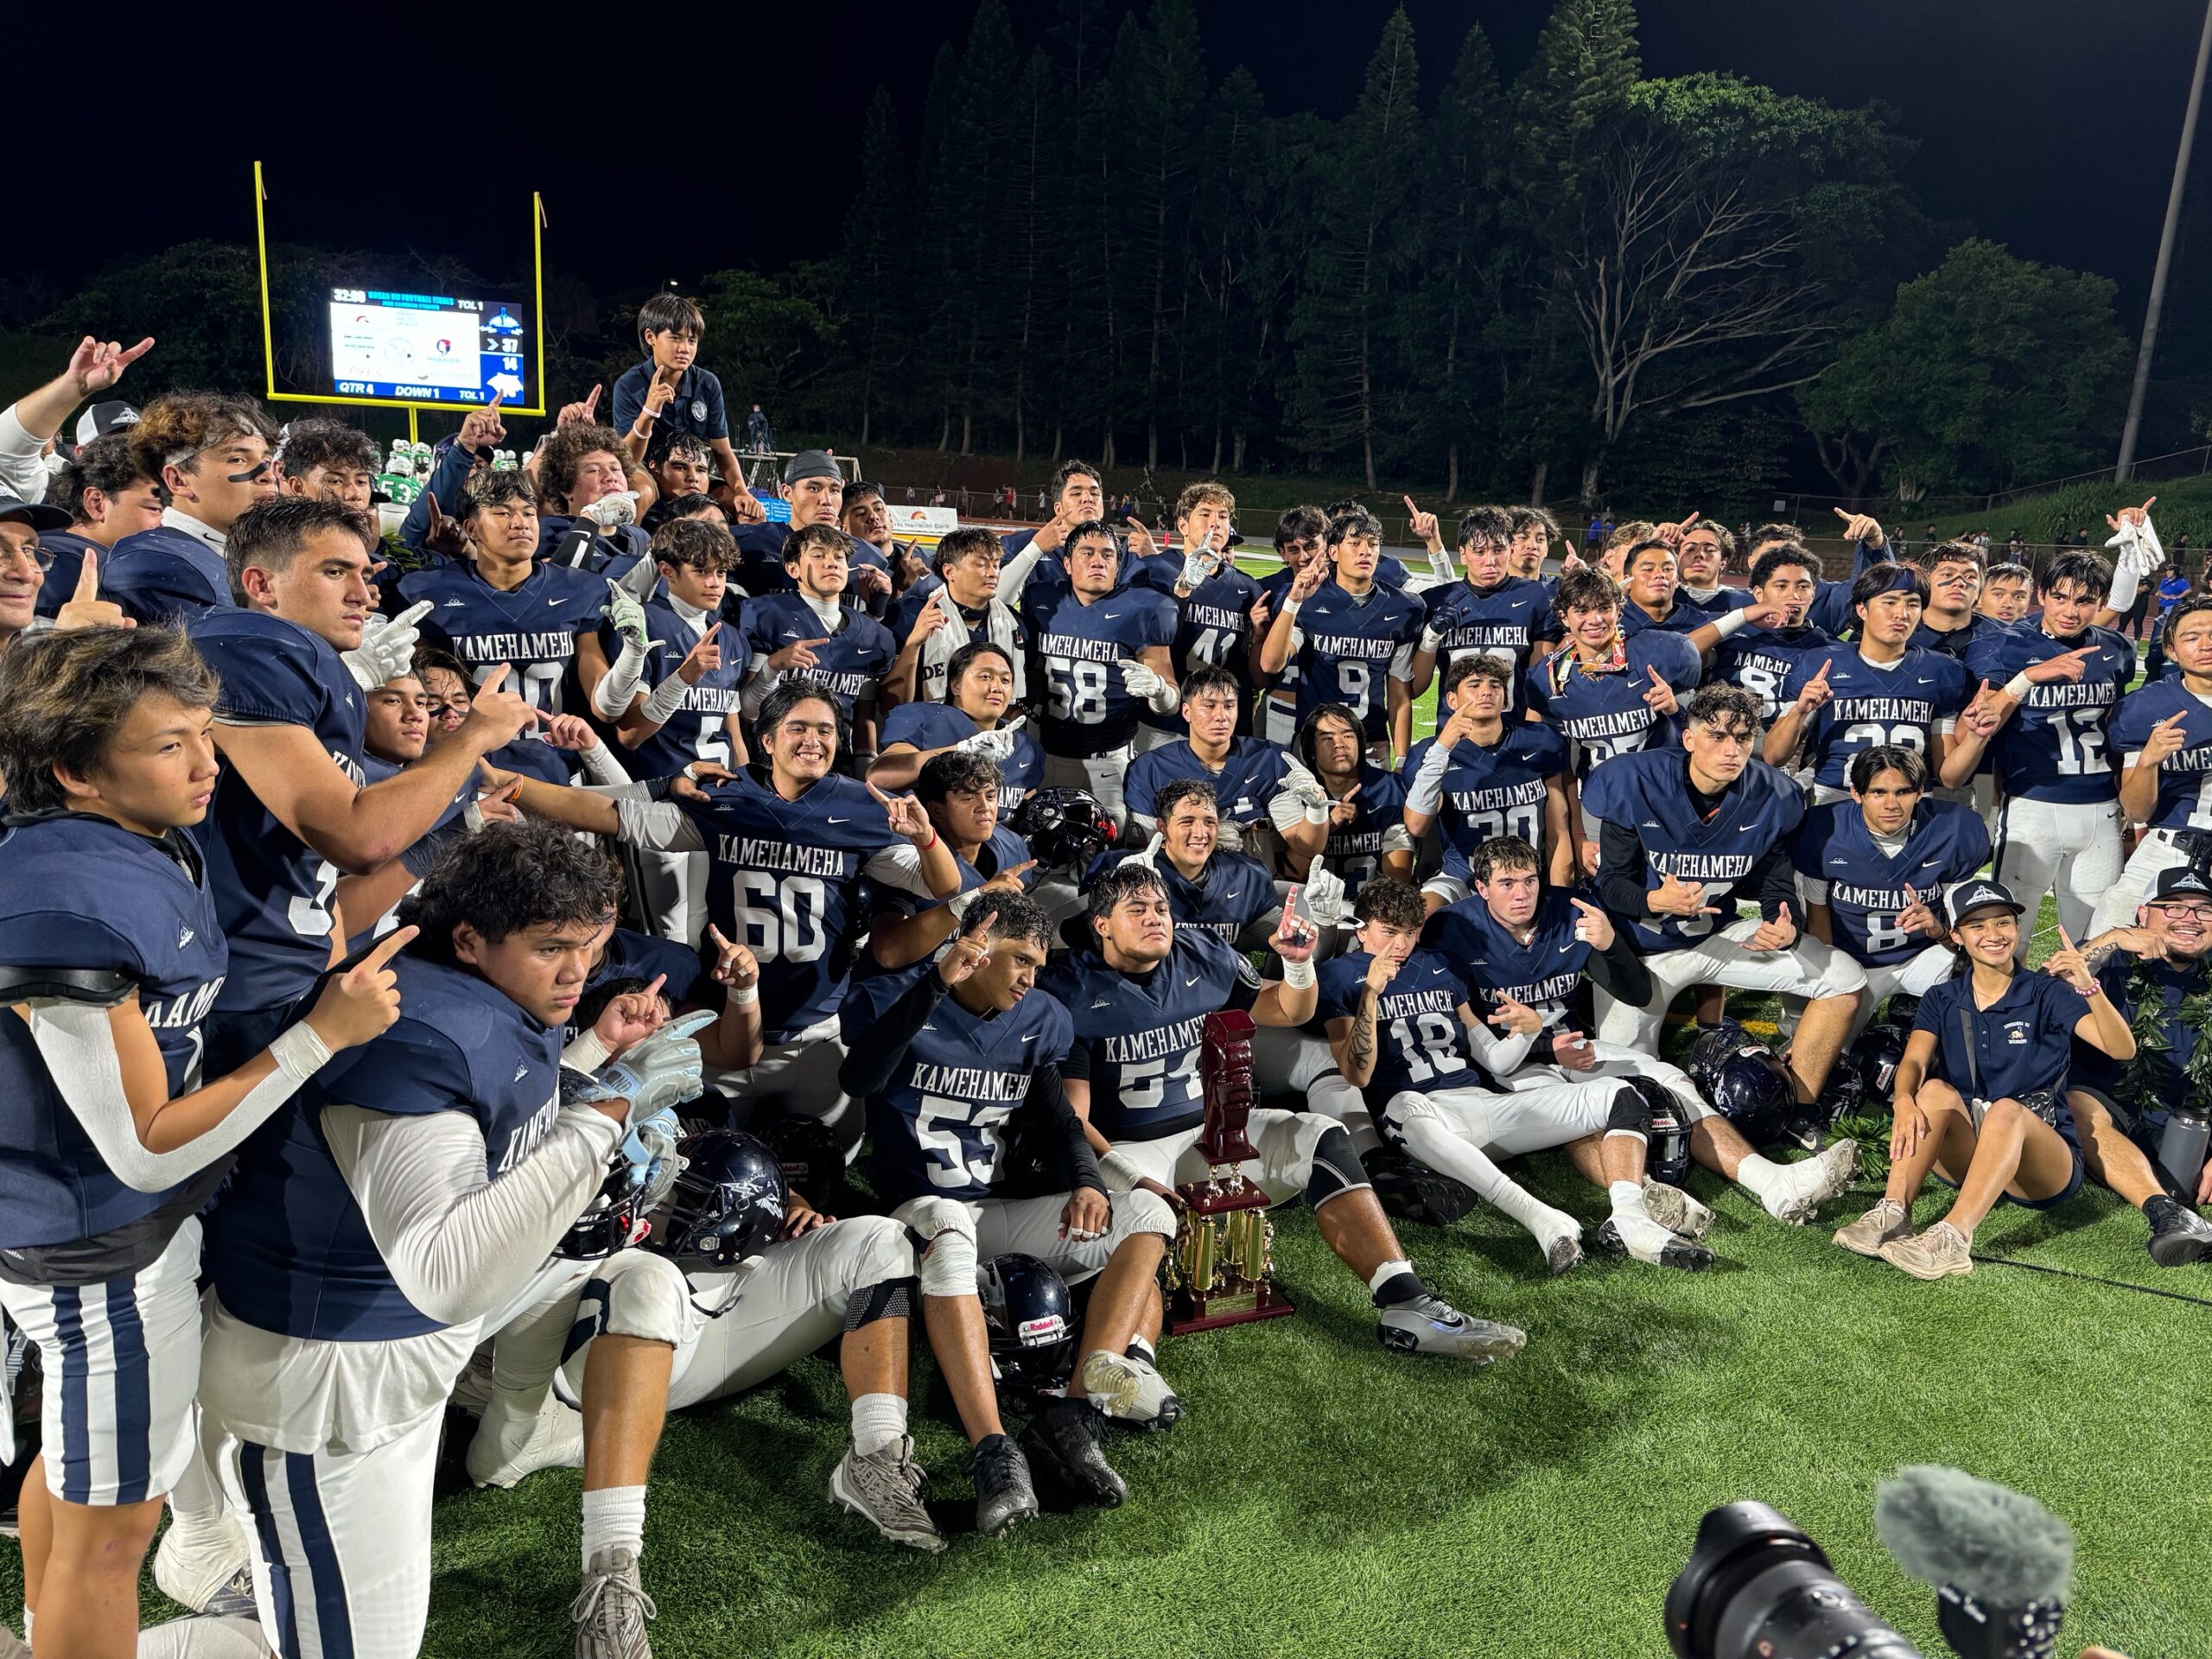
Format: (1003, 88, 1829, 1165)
(2152, 866, 2212, 904)
(783, 449, 842, 486)
(1945, 878, 2024, 926)
(0, 494, 71, 533)
(75, 400, 139, 448)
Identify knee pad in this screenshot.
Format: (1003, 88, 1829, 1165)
(905, 1198, 980, 1298)
(844, 1276, 918, 1332)
(1605, 1082, 1651, 1141)
(1303, 1122, 1373, 1211)
(1117, 1187, 1179, 1242)
(594, 1249, 695, 1348)
(1385, 1090, 1438, 1128)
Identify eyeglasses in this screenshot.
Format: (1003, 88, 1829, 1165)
(2151, 901, 2212, 922)
(1, 539, 54, 572)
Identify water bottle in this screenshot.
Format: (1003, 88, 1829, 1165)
(2158, 1103, 2211, 1198)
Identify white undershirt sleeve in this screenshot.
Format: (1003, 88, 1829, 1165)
(612, 798, 709, 853)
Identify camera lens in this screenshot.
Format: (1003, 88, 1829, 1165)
(1667, 1502, 1923, 1659)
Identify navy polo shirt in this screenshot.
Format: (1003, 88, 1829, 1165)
(612, 361, 729, 462)
(1914, 969, 2086, 1104)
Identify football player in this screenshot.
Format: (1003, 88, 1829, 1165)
(845, 895, 1179, 1517)
(1089, 779, 1281, 946)
(1430, 836, 1856, 1230)
(1041, 863, 1525, 1363)
(1963, 550, 2133, 950)
(186, 497, 539, 1071)
(1522, 568, 1700, 787)
(1020, 518, 1179, 824)
(1000, 459, 1104, 563)
(1506, 505, 1558, 584)
(1125, 666, 1324, 860)
(1408, 505, 1556, 710)
(403, 470, 615, 726)
(1129, 480, 1265, 748)
(1905, 541, 1996, 660)
(273, 418, 378, 517)
(1832, 880, 2133, 1280)
(1403, 656, 1575, 906)
(1320, 880, 1707, 1274)
(2064, 868, 2212, 1263)
(887, 526, 1027, 706)
(1763, 565, 1988, 802)
(1672, 522, 1751, 619)
(865, 753, 1036, 970)
(0, 627, 410, 1657)
(1255, 508, 1423, 764)
(1795, 746, 1992, 1035)
(741, 522, 899, 760)
(488, 682, 961, 1137)
(103, 391, 277, 624)
(1706, 543, 1835, 726)
(1254, 505, 1331, 743)
(198, 823, 707, 1657)
(871, 640, 1042, 818)
(1978, 562, 2034, 625)
(1284, 702, 1414, 897)
(34, 432, 164, 616)
(731, 450, 890, 604)
(1586, 686, 1867, 1107)
(531, 421, 652, 582)
(2099, 594, 2212, 926)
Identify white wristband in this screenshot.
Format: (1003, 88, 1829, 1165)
(2004, 671, 2033, 700)
(1098, 1149, 1144, 1193)
(1281, 957, 1317, 990)
(268, 1020, 334, 1084)
(1712, 607, 1751, 639)
(727, 984, 760, 1007)
(1281, 598, 1303, 623)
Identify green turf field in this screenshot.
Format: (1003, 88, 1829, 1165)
(13, 625, 2208, 1659)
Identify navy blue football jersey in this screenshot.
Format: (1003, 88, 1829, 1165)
(1807, 578, 1856, 640)
(1910, 612, 2002, 662)
(1620, 597, 1723, 639)
(1914, 969, 2085, 1109)
(1711, 626, 1834, 724)
(1124, 737, 1300, 833)
(843, 962, 1073, 1205)
(1675, 586, 1755, 620)
(401, 559, 609, 719)
(1582, 747, 1806, 953)
(1136, 563, 1265, 738)
(1421, 577, 1556, 711)
(205, 954, 564, 1341)
(1792, 798, 1991, 968)
(1401, 726, 1566, 869)
(876, 702, 1043, 818)
(740, 592, 896, 720)
(1315, 949, 1483, 1101)
(102, 525, 231, 624)
(187, 609, 367, 1014)
(0, 817, 229, 1249)
(1041, 931, 1256, 1142)
(1083, 849, 1277, 943)
(871, 826, 1035, 927)
(2110, 679, 2212, 831)
(676, 767, 931, 1042)
(1523, 631, 1702, 779)
(1426, 887, 1592, 1033)
(597, 600, 749, 777)
(1964, 622, 2133, 803)
(1287, 581, 1425, 742)
(1779, 646, 1974, 791)
(1020, 584, 1178, 756)
(1316, 762, 1410, 899)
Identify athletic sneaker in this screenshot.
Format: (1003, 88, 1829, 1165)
(154, 1515, 257, 1616)
(2144, 1195, 2212, 1267)
(1079, 1349, 1181, 1431)
(1020, 1400, 1127, 1510)
(1764, 1139, 1860, 1224)
(467, 1389, 585, 1490)
(1532, 1205, 1584, 1275)
(1641, 1180, 1716, 1241)
(969, 1434, 1043, 1534)
(830, 1437, 945, 1554)
(1832, 1198, 1911, 1257)
(572, 1547, 656, 1659)
(1376, 1296, 1526, 1364)
(1362, 1144, 1480, 1227)
(1596, 1215, 1715, 1271)
(1879, 1220, 1974, 1281)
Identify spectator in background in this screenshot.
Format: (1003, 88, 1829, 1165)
(33, 430, 163, 616)
(747, 403, 774, 454)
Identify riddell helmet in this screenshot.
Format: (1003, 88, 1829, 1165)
(655, 1131, 786, 1270)
(1848, 1020, 1912, 1106)
(977, 1252, 1077, 1392)
(1011, 787, 1119, 871)
(560, 1115, 681, 1260)
(1686, 1023, 1799, 1148)
(1626, 1077, 1694, 1187)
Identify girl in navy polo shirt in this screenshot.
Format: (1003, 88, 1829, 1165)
(1831, 878, 2137, 1279)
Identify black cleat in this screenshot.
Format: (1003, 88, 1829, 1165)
(1020, 1399, 1128, 1510)
(1595, 1217, 1716, 1272)
(2145, 1195, 2212, 1268)
(969, 1435, 1039, 1538)
(1361, 1144, 1478, 1226)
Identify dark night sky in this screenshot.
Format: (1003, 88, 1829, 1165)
(17, 2, 2209, 350)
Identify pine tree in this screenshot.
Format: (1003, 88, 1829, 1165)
(1512, 0, 1640, 214)
(1002, 50, 1062, 461)
(836, 87, 909, 448)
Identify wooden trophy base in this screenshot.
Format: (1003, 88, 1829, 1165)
(1165, 1175, 1294, 1336)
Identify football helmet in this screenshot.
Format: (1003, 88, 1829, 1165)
(559, 1111, 680, 1260)
(656, 1131, 787, 1271)
(1687, 1027, 1799, 1150)
(978, 1252, 1077, 1394)
(1011, 787, 1119, 871)
(1848, 1020, 1912, 1106)
(1625, 1077, 1694, 1187)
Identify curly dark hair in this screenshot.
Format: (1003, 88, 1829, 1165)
(1084, 861, 1170, 930)
(0, 627, 217, 816)
(916, 749, 1002, 804)
(1154, 777, 1219, 822)
(462, 468, 538, 517)
(397, 818, 621, 963)
(976, 891, 1053, 950)
(1554, 568, 1623, 615)
(275, 417, 378, 481)
(536, 423, 626, 508)
(650, 514, 735, 575)
(1351, 875, 1425, 931)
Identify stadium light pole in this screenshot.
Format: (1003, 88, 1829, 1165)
(2117, 0, 2212, 482)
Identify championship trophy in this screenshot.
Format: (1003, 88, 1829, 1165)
(1165, 1009, 1294, 1333)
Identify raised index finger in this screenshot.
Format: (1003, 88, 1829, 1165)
(478, 664, 512, 694)
(485, 388, 504, 413)
(359, 925, 419, 970)
(2056, 925, 2077, 953)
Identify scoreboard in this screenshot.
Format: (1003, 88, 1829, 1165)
(327, 289, 528, 406)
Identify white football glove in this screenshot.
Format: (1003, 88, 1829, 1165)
(1284, 776, 1331, 826)
(569, 1011, 714, 1129)
(1128, 831, 1166, 872)
(602, 580, 658, 654)
(953, 726, 1020, 762)
(340, 599, 433, 691)
(580, 490, 640, 530)
(1302, 863, 1348, 928)
(1119, 660, 1179, 714)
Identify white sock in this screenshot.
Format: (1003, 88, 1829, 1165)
(1365, 1258, 1413, 1294)
(1607, 1181, 1681, 1261)
(165, 1430, 230, 1546)
(582, 1484, 647, 1573)
(1609, 1180, 1649, 1218)
(1734, 1151, 1784, 1199)
(849, 1392, 908, 1458)
(1396, 1117, 1568, 1243)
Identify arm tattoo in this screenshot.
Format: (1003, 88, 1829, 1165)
(1348, 988, 1378, 1077)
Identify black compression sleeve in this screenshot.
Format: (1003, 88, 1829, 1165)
(835, 973, 946, 1097)
(1023, 1064, 1106, 1194)
(1747, 842, 1797, 920)
(1598, 820, 1652, 918)
(1583, 925, 1654, 1007)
